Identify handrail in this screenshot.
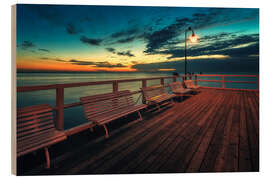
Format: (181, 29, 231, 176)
(17, 76, 175, 92)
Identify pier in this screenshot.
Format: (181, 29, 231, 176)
(16, 74, 259, 175)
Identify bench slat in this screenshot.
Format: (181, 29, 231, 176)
(17, 115, 54, 128)
(86, 104, 147, 125)
(17, 112, 53, 123)
(17, 135, 66, 157)
(18, 131, 66, 151)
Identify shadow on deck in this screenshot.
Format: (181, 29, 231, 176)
(18, 88, 259, 175)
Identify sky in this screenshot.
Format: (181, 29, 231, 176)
(16, 4, 259, 73)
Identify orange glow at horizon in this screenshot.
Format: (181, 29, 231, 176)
(17, 59, 137, 72)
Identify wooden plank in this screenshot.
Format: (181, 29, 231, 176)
(244, 91, 259, 171)
(238, 92, 253, 171)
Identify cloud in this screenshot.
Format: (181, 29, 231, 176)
(38, 48, 50, 52)
(95, 62, 127, 68)
(152, 33, 259, 60)
(143, 8, 259, 54)
(69, 59, 127, 68)
(116, 36, 137, 44)
(80, 36, 103, 46)
(40, 57, 66, 62)
(107, 27, 144, 44)
(117, 50, 135, 57)
(105, 47, 116, 53)
(65, 22, 81, 35)
(20, 41, 35, 49)
(111, 28, 139, 38)
(69, 59, 95, 65)
(106, 48, 135, 57)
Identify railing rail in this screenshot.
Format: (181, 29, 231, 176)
(194, 74, 259, 91)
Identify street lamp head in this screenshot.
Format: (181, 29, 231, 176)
(189, 34, 199, 43)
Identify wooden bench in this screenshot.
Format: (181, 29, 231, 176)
(17, 104, 67, 169)
(184, 80, 201, 93)
(141, 85, 176, 110)
(168, 81, 193, 100)
(80, 90, 147, 138)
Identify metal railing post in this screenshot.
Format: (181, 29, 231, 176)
(257, 75, 259, 90)
(173, 76, 177, 82)
(222, 75, 225, 89)
(113, 81, 118, 92)
(195, 75, 198, 86)
(142, 79, 147, 104)
(160, 78, 164, 85)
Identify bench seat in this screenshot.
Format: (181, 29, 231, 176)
(141, 85, 176, 110)
(17, 104, 67, 168)
(80, 90, 147, 138)
(168, 81, 193, 100)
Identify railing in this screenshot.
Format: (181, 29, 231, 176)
(17, 74, 259, 135)
(17, 76, 177, 132)
(193, 74, 259, 91)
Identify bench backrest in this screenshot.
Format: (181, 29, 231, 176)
(17, 104, 56, 142)
(184, 80, 194, 88)
(141, 85, 166, 101)
(80, 90, 136, 121)
(168, 81, 185, 92)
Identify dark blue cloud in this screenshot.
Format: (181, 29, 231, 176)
(38, 48, 50, 52)
(80, 36, 103, 46)
(20, 41, 35, 49)
(65, 22, 82, 35)
(69, 59, 127, 67)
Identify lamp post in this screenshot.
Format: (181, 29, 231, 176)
(184, 27, 198, 80)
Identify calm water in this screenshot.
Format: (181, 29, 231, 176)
(17, 72, 258, 129)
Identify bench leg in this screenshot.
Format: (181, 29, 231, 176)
(156, 103, 161, 111)
(103, 124, 109, 138)
(44, 147, 50, 169)
(137, 111, 143, 121)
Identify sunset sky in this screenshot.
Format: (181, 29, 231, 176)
(16, 4, 259, 73)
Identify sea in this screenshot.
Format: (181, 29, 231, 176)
(17, 72, 259, 129)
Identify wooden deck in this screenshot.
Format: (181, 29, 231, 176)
(18, 88, 259, 175)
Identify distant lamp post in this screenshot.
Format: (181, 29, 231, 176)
(184, 27, 198, 79)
